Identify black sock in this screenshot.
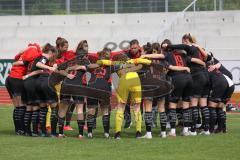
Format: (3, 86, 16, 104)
(216, 108, 225, 132)
(39, 107, 48, 134)
(93, 117, 97, 129)
(144, 112, 152, 132)
(77, 120, 85, 136)
(19, 106, 26, 132)
(159, 112, 167, 132)
(83, 103, 87, 120)
(124, 105, 131, 123)
(176, 108, 183, 125)
(87, 114, 95, 133)
(102, 115, 110, 134)
(66, 104, 75, 126)
(51, 108, 58, 135)
(169, 109, 177, 129)
(191, 106, 199, 132)
(58, 117, 65, 135)
(197, 107, 202, 124)
(208, 107, 217, 133)
(200, 107, 210, 132)
(223, 111, 227, 132)
(32, 110, 40, 134)
(152, 106, 158, 126)
(24, 111, 32, 134)
(13, 108, 19, 132)
(183, 108, 191, 128)
(93, 108, 98, 129)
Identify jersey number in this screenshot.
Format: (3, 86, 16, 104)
(173, 54, 184, 67)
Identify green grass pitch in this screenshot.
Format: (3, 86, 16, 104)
(0, 106, 240, 160)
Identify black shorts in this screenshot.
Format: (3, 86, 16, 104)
(209, 76, 228, 103)
(36, 75, 58, 104)
(60, 79, 84, 104)
(5, 76, 24, 99)
(168, 73, 193, 103)
(60, 94, 84, 104)
(222, 85, 235, 104)
(24, 76, 40, 105)
(191, 70, 209, 98)
(87, 78, 111, 106)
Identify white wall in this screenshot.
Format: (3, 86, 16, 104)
(0, 12, 175, 59)
(0, 11, 240, 61)
(221, 60, 240, 91)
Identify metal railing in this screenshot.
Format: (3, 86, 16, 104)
(0, 0, 237, 16)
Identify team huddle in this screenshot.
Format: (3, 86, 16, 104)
(5, 34, 235, 139)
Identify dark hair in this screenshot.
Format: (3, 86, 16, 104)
(112, 53, 129, 61)
(161, 39, 172, 52)
(182, 33, 196, 43)
(97, 47, 111, 59)
(102, 47, 111, 53)
(76, 40, 88, 51)
(129, 39, 139, 46)
(42, 43, 58, 63)
(143, 42, 153, 54)
(152, 42, 161, 53)
(56, 37, 68, 49)
(42, 43, 58, 54)
(161, 39, 172, 47)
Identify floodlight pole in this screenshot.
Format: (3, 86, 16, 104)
(21, 0, 25, 16)
(214, 0, 217, 11)
(115, 0, 118, 14)
(66, 0, 70, 14)
(102, 0, 105, 13)
(219, 0, 223, 10)
(85, 0, 88, 11)
(165, 0, 168, 12)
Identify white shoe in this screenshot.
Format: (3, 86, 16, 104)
(160, 132, 167, 138)
(104, 133, 110, 139)
(182, 127, 189, 136)
(78, 135, 84, 139)
(58, 134, 66, 138)
(168, 132, 176, 137)
(189, 131, 197, 136)
(168, 129, 176, 137)
(182, 131, 190, 136)
(199, 130, 210, 136)
(88, 133, 93, 138)
(196, 124, 202, 129)
(141, 132, 152, 139)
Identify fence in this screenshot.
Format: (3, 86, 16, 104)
(0, 0, 239, 16)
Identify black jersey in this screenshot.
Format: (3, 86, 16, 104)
(89, 66, 111, 82)
(213, 58, 233, 80)
(164, 50, 191, 76)
(65, 56, 90, 85)
(208, 69, 227, 86)
(27, 56, 49, 73)
(168, 44, 205, 73)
